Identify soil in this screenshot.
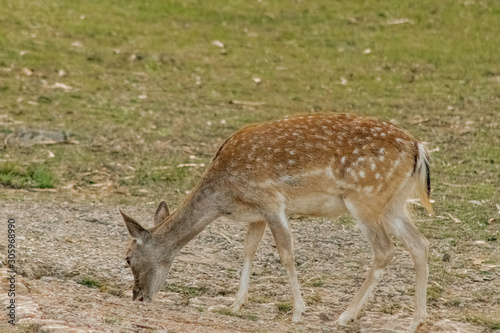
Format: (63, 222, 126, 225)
(0, 201, 497, 332)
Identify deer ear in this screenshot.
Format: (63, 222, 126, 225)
(154, 201, 170, 226)
(119, 208, 150, 243)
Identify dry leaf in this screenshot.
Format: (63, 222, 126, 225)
(49, 82, 73, 91)
(387, 18, 414, 25)
(211, 40, 224, 48)
(445, 213, 462, 223)
(62, 182, 76, 189)
(22, 68, 33, 76)
(473, 258, 485, 265)
(176, 163, 205, 168)
(229, 100, 265, 106)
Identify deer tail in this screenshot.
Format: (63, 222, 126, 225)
(415, 142, 435, 215)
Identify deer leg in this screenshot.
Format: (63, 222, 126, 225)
(265, 211, 305, 322)
(388, 211, 429, 333)
(337, 201, 396, 325)
(230, 220, 267, 311)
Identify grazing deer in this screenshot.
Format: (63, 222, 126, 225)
(119, 113, 434, 332)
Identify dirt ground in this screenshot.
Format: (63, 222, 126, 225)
(1, 200, 498, 332)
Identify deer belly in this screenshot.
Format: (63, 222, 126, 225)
(286, 194, 347, 217)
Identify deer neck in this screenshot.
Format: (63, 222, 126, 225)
(155, 182, 222, 252)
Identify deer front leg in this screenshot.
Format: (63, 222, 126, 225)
(266, 211, 305, 322)
(230, 221, 267, 312)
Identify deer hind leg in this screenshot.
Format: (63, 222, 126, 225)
(387, 208, 429, 333)
(230, 220, 267, 312)
(337, 199, 396, 325)
(265, 210, 305, 322)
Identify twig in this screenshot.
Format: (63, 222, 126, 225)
(217, 232, 232, 243)
(229, 100, 265, 106)
(444, 213, 461, 223)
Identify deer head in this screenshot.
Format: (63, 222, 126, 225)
(119, 201, 173, 302)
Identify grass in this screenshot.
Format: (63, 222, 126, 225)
(0, 0, 499, 329)
(466, 313, 500, 330)
(164, 283, 206, 299)
(77, 276, 102, 289)
(77, 277, 124, 296)
(276, 301, 292, 314)
(216, 307, 258, 321)
(0, 162, 56, 189)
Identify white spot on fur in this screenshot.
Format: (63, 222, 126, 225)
(289, 150, 295, 155)
(371, 163, 376, 171)
(375, 173, 381, 179)
(364, 186, 373, 193)
(326, 167, 334, 179)
(359, 170, 366, 178)
(341, 157, 346, 164)
(379, 155, 385, 162)
(288, 160, 295, 164)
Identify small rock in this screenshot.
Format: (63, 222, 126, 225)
(10, 130, 70, 146)
(472, 276, 484, 282)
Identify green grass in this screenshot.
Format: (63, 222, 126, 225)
(78, 277, 102, 289)
(164, 283, 206, 299)
(0, 162, 56, 189)
(276, 301, 292, 313)
(1, 0, 499, 207)
(216, 307, 258, 321)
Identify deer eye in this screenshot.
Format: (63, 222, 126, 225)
(125, 257, 131, 265)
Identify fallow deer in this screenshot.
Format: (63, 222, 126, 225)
(119, 113, 434, 332)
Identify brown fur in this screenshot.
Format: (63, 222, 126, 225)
(120, 113, 433, 333)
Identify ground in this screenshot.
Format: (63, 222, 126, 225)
(0, 200, 498, 332)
